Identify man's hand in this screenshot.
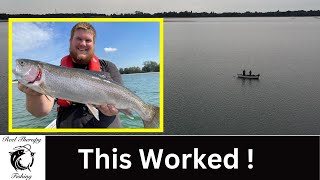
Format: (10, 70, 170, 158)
(96, 105, 119, 116)
(18, 82, 42, 96)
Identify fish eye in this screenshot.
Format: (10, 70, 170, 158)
(19, 61, 24, 66)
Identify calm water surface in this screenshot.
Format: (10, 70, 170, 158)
(165, 17, 320, 134)
(0, 22, 8, 133)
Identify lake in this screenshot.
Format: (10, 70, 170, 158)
(0, 21, 8, 133)
(164, 17, 320, 134)
(1, 17, 320, 134)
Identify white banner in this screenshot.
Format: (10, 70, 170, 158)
(0, 135, 45, 180)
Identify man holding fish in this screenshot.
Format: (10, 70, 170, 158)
(18, 22, 123, 128)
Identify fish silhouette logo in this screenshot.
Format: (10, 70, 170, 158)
(9, 144, 35, 171)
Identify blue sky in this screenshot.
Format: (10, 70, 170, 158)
(12, 21, 160, 69)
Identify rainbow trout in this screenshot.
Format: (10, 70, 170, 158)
(13, 59, 159, 128)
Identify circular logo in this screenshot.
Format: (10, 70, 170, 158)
(9, 144, 35, 171)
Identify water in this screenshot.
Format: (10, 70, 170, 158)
(12, 73, 159, 128)
(2, 17, 320, 134)
(0, 22, 8, 133)
(121, 73, 160, 127)
(164, 17, 320, 134)
(12, 82, 57, 128)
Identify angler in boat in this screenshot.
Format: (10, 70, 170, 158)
(238, 70, 260, 79)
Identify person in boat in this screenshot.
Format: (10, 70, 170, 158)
(18, 22, 122, 128)
(242, 69, 246, 76)
(249, 70, 252, 76)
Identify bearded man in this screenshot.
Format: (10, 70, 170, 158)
(18, 22, 122, 128)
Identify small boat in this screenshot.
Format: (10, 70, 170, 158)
(237, 74, 260, 79)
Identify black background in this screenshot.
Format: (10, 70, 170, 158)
(46, 136, 319, 179)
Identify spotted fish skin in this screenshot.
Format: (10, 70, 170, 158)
(13, 59, 159, 128)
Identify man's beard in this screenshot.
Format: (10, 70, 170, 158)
(69, 47, 94, 65)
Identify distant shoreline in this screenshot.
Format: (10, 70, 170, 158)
(1, 10, 320, 19)
(121, 72, 159, 76)
(1, 16, 320, 21)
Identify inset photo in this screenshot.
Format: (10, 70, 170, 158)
(9, 18, 164, 133)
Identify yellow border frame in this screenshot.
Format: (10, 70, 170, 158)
(8, 18, 164, 133)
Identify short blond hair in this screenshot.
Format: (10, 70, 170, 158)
(70, 22, 96, 42)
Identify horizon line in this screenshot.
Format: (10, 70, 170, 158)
(1, 9, 320, 15)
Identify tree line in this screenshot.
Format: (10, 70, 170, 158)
(119, 61, 159, 74)
(1, 10, 320, 19)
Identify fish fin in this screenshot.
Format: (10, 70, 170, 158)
(142, 105, 160, 128)
(91, 71, 114, 81)
(87, 70, 109, 79)
(38, 86, 54, 101)
(86, 104, 100, 121)
(104, 72, 113, 81)
(88, 71, 124, 87)
(44, 95, 52, 101)
(119, 109, 134, 119)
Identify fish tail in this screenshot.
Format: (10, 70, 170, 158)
(142, 105, 159, 128)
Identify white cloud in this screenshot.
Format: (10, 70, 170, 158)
(104, 47, 118, 53)
(12, 23, 53, 52)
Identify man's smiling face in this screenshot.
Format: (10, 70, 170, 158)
(69, 29, 95, 64)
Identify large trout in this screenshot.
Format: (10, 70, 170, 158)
(13, 59, 159, 128)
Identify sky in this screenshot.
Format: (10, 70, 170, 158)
(1, 0, 320, 14)
(12, 21, 160, 69)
